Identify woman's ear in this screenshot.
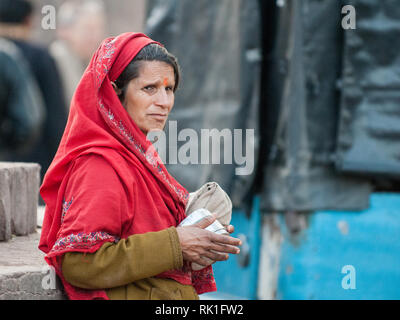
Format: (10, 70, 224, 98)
(111, 81, 122, 95)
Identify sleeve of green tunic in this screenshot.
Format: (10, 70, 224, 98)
(61, 227, 183, 290)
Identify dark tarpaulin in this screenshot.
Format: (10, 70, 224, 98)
(145, 0, 261, 210)
(335, 0, 400, 179)
(259, 0, 372, 212)
(144, 0, 400, 213)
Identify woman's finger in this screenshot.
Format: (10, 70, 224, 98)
(210, 233, 242, 246)
(210, 242, 240, 255)
(225, 224, 234, 234)
(202, 250, 228, 262)
(194, 256, 214, 268)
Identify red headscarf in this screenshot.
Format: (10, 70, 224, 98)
(39, 32, 216, 300)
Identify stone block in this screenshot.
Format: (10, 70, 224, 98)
(0, 267, 66, 300)
(0, 167, 12, 241)
(0, 230, 66, 300)
(0, 162, 40, 241)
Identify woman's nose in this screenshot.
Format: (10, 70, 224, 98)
(155, 88, 172, 108)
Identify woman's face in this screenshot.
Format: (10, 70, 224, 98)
(121, 61, 175, 135)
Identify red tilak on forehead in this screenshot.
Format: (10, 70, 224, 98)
(163, 78, 168, 86)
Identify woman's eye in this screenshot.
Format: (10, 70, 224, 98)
(143, 86, 155, 92)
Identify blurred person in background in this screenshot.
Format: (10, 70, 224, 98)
(50, 0, 106, 111)
(0, 0, 68, 204)
(0, 37, 45, 159)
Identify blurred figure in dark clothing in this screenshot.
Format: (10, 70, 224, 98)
(0, 0, 68, 204)
(0, 37, 45, 157)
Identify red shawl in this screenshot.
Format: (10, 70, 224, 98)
(38, 32, 216, 300)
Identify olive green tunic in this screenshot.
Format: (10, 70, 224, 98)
(61, 227, 199, 300)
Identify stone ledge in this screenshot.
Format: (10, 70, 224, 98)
(0, 162, 67, 299)
(0, 228, 66, 300)
(0, 267, 66, 300)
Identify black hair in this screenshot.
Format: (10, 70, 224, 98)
(0, 0, 33, 24)
(114, 43, 181, 103)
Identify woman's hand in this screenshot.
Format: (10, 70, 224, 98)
(225, 224, 235, 234)
(176, 215, 241, 268)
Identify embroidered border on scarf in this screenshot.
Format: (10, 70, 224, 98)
(94, 37, 117, 89)
(191, 267, 217, 295)
(61, 197, 73, 224)
(50, 231, 119, 253)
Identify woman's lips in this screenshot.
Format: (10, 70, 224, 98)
(148, 113, 168, 121)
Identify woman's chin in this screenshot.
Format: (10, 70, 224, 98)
(151, 120, 167, 131)
(142, 124, 167, 136)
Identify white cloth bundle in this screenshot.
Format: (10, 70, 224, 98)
(185, 182, 232, 226)
(180, 182, 233, 270)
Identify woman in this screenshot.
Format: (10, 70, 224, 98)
(38, 32, 241, 300)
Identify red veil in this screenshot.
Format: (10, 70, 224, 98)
(38, 32, 216, 300)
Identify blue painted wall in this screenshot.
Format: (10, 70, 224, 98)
(201, 197, 261, 300)
(277, 193, 400, 299)
(202, 193, 400, 300)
